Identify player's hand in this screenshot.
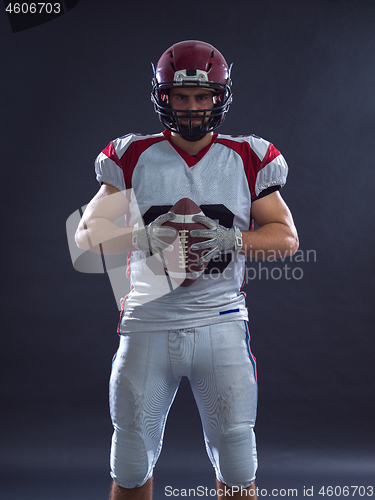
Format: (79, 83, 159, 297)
(190, 215, 243, 265)
(132, 213, 177, 260)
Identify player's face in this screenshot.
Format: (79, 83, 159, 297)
(168, 87, 215, 126)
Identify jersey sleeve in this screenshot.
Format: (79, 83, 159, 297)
(253, 185, 280, 201)
(95, 143, 126, 191)
(95, 134, 141, 191)
(249, 135, 288, 200)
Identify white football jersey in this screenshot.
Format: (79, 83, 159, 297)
(95, 130, 288, 333)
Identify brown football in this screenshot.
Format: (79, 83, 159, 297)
(161, 198, 209, 287)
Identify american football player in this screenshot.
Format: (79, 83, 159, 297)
(74, 40, 298, 500)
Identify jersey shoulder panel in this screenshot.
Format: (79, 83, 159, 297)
(216, 134, 289, 199)
(113, 132, 165, 160)
(95, 133, 165, 191)
(216, 134, 270, 161)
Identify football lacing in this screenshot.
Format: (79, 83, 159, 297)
(179, 229, 189, 268)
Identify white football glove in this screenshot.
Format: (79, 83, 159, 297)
(132, 212, 177, 261)
(190, 215, 243, 265)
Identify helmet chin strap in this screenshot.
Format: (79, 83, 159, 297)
(173, 109, 213, 142)
(176, 124, 210, 142)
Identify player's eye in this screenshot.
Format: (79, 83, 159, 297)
(196, 94, 213, 103)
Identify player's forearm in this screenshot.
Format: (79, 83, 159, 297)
(75, 217, 135, 255)
(240, 222, 299, 260)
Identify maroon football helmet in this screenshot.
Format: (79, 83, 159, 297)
(151, 40, 233, 142)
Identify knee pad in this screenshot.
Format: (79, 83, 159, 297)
(216, 424, 258, 488)
(110, 429, 154, 489)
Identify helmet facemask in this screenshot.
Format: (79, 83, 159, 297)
(151, 75, 232, 142)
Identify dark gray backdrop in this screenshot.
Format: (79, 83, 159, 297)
(1, 0, 374, 498)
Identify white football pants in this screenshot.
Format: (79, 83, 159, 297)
(109, 320, 258, 488)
